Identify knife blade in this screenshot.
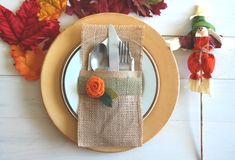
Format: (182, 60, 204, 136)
(108, 25, 120, 71)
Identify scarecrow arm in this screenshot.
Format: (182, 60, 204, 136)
(178, 34, 222, 50)
(179, 35, 194, 49)
(209, 36, 222, 48)
(165, 35, 193, 51)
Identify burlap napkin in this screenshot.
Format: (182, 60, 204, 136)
(77, 24, 144, 147)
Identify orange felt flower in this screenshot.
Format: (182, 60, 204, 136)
(10, 45, 46, 80)
(37, 0, 67, 21)
(86, 76, 105, 98)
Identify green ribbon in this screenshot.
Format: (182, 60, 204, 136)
(78, 76, 142, 96)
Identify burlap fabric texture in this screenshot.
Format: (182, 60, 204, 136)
(77, 24, 144, 147)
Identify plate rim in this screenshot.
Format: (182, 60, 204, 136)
(60, 44, 160, 120)
(41, 13, 179, 153)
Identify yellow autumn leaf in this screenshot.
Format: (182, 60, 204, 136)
(37, 0, 67, 21)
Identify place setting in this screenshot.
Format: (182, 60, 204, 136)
(40, 13, 179, 152)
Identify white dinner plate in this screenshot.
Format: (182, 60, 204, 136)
(61, 45, 159, 119)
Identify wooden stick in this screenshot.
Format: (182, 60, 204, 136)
(200, 93, 204, 160)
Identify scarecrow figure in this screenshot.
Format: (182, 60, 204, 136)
(167, 5, 223, 94)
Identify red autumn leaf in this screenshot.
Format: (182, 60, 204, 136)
(66, 0, 167, 18)
(132, 0, 150, 17)
(150, 1, 167, 15)
(0, 0, 60, 50)
(0, 6, 23, 45)
(66, 0, 108, 18)
(43, 21, 60, 50)
(65, 0, 83, 17)
(66, 0, 133, 18)
(108, 0, 132, 14)
(132, 0, 167, 17)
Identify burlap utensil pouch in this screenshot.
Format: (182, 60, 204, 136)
(77, 24, 143, 147)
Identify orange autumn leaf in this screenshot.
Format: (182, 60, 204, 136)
(10, 45, 46, 80)
(37, 0, 67, 21)
(11, 45, 25, 57)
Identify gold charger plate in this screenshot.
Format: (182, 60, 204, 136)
(41, 13, 179, 152)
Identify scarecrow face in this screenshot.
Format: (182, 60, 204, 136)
(195, 27, 209, 37)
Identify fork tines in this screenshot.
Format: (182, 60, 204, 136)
(119, 41, 130, 63)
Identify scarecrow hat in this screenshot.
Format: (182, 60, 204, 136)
(190, 5, 216, 35)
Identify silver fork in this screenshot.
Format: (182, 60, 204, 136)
(119, 41, 135, 71)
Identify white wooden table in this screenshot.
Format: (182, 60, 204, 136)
(1, 0, 235, 159)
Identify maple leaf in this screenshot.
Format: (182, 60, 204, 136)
(132, 0, 151, 17)
(10, 45, 46, 80)
(150, 1, 167, 15)
(108, 0, 132, 14)
(132, 0, 167, 16)
(66, 0, 167, 18)
(66, 0, 108, 18)
(37, 0, 67, 21)
(0, 6, 23, 45)
(43, 20, 60, 50)
(0, 0, 60, 50)
(66, 0, 132, 18)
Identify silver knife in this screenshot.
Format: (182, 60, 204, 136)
(108, 25, 120, 71)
